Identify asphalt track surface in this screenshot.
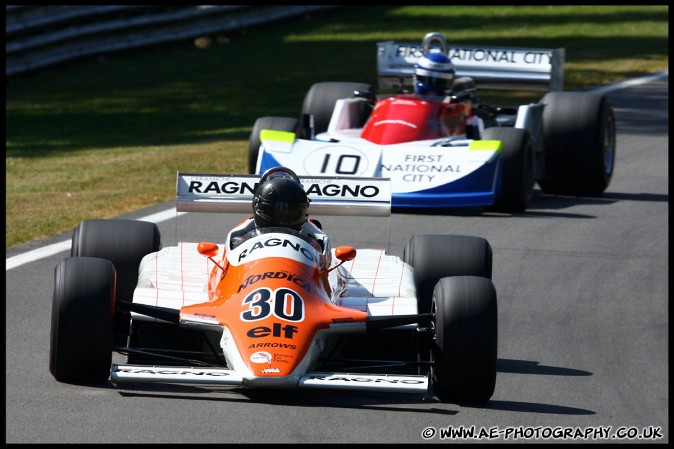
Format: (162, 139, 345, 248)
(6, 74, 668, 444)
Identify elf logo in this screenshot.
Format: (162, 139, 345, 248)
(247, 323, 298, 340)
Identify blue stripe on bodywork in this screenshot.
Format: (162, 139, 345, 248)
(259, 153, 282, 173)
(392, 159, 502, 208)
(261, 151, 502, 209)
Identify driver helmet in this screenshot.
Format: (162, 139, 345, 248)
(414, 52, 456, 96)
(252, 167, 309, 231)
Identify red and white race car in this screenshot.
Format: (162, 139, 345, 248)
(250, 32, 616, 212)
(49, 169, 497, 403)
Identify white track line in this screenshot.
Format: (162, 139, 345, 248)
(590, 70, 668, 95)
(6, 71, 668, 271)
(6, 208, 185, 271)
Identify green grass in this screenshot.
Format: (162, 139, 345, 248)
(5, 5, 669, 248)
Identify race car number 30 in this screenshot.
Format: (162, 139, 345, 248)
(241, 287, 305, 322)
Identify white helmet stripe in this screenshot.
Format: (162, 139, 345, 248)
(415, 67, 455, 79)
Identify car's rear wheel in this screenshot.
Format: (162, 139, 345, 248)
(301, 81, 372, 135)
(431, 276, 497, 403)
(482, 127, 535, 213)
(538, 91, 616, 196)
(402, 234, 492, 314)
(248, 116, 301, 174)
(50, 256, 115, 384)
(71, 219, 161, 346)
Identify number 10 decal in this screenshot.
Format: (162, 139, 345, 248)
(303, 146, 371, 176)
(241, 287, 304, 322)
(320, 153, 361, 175)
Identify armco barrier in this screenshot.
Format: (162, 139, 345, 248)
(6, 5, 339, 78)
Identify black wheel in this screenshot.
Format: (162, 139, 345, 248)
(71, 219, 161, 346)
(248, 116, 300, 174)
(482, 127, 535, 213)
(402, 234, 492, 314)
(431, 276, 497, 403)
(301, 82, 372, 135)
(538, 91, 616, 196)
(50, 257, 115, 384)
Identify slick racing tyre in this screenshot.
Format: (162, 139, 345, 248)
(538, 91, 616, 196)
(403, 234, 492, 314)
(482, 127, 535, 213)
(50, 257, 115, 384)
(301, 81, 373, 135)
(248, 116, 301, 174)
(71, 219, 161, 346)
(431, 276, 497, 403)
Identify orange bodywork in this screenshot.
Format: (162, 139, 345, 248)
(179, 237, 368, 378)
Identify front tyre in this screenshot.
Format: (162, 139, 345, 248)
(482, 127, 535, 213)
(248, 116, 300, 174)
(538, 92, 616, 196)
(432, 276, 497, 403)
(50, 257, 115, 384)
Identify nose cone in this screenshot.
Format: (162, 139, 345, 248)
(229, 274, 369, 379)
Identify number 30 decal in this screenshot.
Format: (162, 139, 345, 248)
(241, 288, 304, 322)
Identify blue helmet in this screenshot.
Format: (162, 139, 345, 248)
(414, 52, 456, 96)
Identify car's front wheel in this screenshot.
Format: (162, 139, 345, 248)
(50, 257, 115, 384)
(482, 126, 535, 213)
(248, 116, 301, 174)
(431, 276, 497, 403)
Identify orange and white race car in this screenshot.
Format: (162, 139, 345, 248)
(49, 168, 497, 403)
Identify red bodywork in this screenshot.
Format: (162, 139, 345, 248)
(360, 94, 472, 145)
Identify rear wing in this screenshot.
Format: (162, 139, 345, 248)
(377, 32, 565, 92)
(176, 172, 391, 217)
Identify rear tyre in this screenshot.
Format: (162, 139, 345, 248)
(482, 127, 535, 213)
(301, 82, 372, 135)
(432, 276, 497, 403)
(71, 219, 161, 346)
(50, 257, 115, 384)
(248, 116, 300, 173)
(402, 234, 492, 314)
(538, 92, 616, 196)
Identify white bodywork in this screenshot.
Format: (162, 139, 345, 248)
(131, 244, 417, 321)
(260, 123, 500, 192)
(260, 96, 547, 185)
(377, 32, 565, 92)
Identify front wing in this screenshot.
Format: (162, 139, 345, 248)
(111, 365, 429, 394)
(257, 131, 503, 208)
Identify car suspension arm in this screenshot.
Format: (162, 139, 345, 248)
(117, 300, 180, 324)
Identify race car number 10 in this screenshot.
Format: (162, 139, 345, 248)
(304, 146, 371, 176)
(320, 153, 362, 175)
(241, 287, 305, 322)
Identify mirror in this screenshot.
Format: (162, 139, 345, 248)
(335, 246, 357, 262)
(197, 242, 219, 258)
